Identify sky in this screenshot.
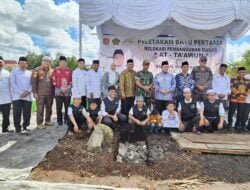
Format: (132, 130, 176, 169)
(0, 0, 250, 65)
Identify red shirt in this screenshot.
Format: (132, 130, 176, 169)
(52, 67, 72, 88)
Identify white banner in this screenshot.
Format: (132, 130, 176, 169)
(99, 36, 226, 75)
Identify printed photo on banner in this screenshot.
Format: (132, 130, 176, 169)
(99, 36, 226, 75)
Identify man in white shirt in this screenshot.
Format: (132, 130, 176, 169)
(72, 58, 87, 108)
(10, 57, 32, 133)
(212, 64, 231, 109)
(128, 96, 151, 133)
(101, 85, 127, 129)
(0, 56, 12, 133)
(86, 60, 102, 108)
(67, 92, 88, 135)
(178, 87, 204, 134)
(200, 89, 225, 132)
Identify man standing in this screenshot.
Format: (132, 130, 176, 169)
(52, 56, 72, 126)
(0, 56, 12, 133)
(31, 56, 54, 129)
(228, 67, 250, 132)
(135, 60, 154, 109)
(86, 60, 102, 107)
(119, 59, 136, 116)
(10, 57, 32, 133)
(212, 64, 231, 109)
(72, 58, 87, 108)
(154, 61, 176, 114)
(175, 61, 195, 104)
(191, 56, 213, 102)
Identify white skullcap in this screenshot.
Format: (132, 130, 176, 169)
(42, 56, 52, 61)
(207, 89, 216, 94)
(72, 92, 82, 99)
(183, 87, 191, 93)
(136, 96, 144, 101)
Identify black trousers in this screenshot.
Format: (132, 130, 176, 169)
(67, 115, 86, 132)
(243, 103, 250, 127)
(143, 97, 151, 110)
(155, 100, 169, 115)
(228, 102, 246, 126)
(0, 103, 11, 132)
(204, 116, 220, 132)
(56, 96, 71, 125)
(176, 95, 184, 108)
(219, 99, 228, 110)
(121, 97, 135, 116)
(13, 100, 32, 132)
(102, 113, 127, 129)
(181, 116, 201, 132)
(192, 92, 207, 102)
(81, 96, 87, 108)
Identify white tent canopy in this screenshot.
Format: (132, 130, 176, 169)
(79, 0, 250, 40)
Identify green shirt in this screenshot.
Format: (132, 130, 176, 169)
(135, 70, 153, 97)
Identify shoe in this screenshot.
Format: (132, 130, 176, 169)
(241, 125, 248, 133)
(247, 126, 250, 132)
(37, 124, 45, 130)
(227, 123, 233, 131)
(193, 127, 201, 135)
(44, 121, 54, 126)
(21, 130, 30, 134)
(57, 123, 63, 127)
(234, 125, 241, 133)
(2, 129, 14, 133)
(23, 128, 32, 132)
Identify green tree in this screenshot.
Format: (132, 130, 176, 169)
(26, 52, 43, 70)
(51, 53, 78, 69)
(25, 52, 78, 70)
(227, 50, 250, 77)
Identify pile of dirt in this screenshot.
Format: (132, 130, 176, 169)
(29, 131, 250, 185)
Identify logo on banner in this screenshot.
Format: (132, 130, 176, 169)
(103, 37, 110, 45)
(112, 38, 120, 45)
(123, 39, 133, 45)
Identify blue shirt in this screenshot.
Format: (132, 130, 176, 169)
(154, 72, 176, 101)
(175, 73, 195, 96)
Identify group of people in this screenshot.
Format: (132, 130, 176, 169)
(0, 55, 249, 136)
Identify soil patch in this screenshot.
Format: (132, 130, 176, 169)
(29, 130, 250, 186)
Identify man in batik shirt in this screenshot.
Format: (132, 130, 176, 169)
(228, 67, 250, 132)
(119, 59, 136, 116)
(175, 61, 195, 104)
(52, 56, 72, 126)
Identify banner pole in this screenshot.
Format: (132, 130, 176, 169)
(79, 22, 82, 58)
